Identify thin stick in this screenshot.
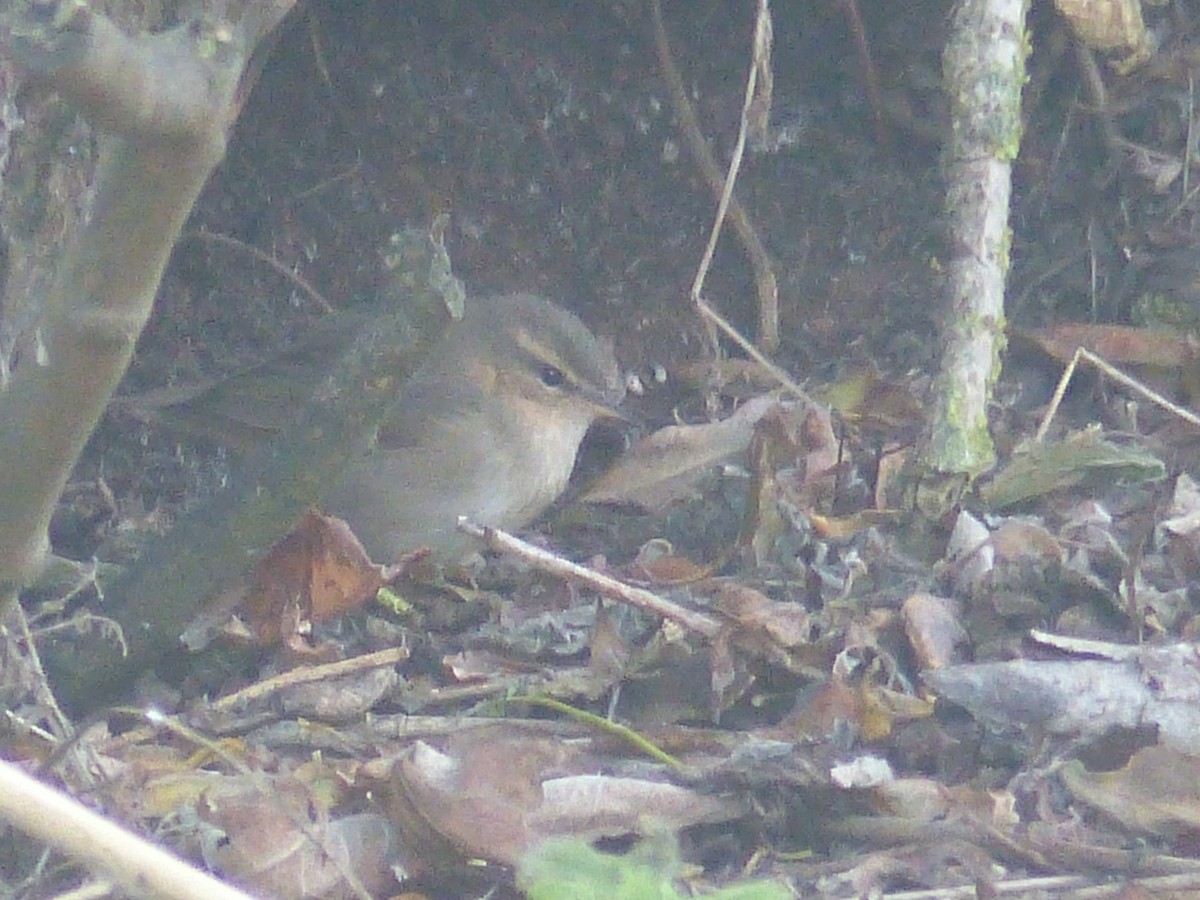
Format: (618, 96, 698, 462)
(210, 646, 409, 711)
(694, 295, 814, 405)
(1034, 346, 1200, 442)
(458, 519, 721, 639)
(1033, 347, 1081, 443)
(0, 759, 254, 900)
(649, 0, 779, 351)
(184, 230, 335, 313)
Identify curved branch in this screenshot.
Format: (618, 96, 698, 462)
(0, 2, 293, 587)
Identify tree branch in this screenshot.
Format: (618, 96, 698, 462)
(0, 2, 291, 590)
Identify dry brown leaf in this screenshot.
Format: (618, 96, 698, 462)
(198, 773, 395, 899)
(744, 399, 840, 563)
(1026, 322, 1198, 369)
(441, 648, 522, 682)
(388, 727, 740, 870)
(808, 509, 900, 540)
(861, 685, 936, 741)
(988, 520, 1065, 566)
(863, 778, 1018, 829)
(867, 777, 953, 822)
(901, 593, 969, 671)
(119, 768, 227, 822)
(581, 393, 779, 509)
(207, 511, 387, 647)
(782, 676, 860, 742)
(1061, 746, 1200, 835)
(713, 581, 812, 669)
(620, 540, 713, 585)
(924, 641, 1200, 755)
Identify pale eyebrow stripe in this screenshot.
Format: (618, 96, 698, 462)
(511, 326, 576, 380)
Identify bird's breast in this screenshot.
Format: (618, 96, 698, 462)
(495, 406, 593, 525)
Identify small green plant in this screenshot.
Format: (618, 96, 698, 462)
(516, 835, 789, 900)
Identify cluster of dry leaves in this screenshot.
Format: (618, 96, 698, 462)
(22, 312, 1200, 899)
(18, 0, 1200, 896)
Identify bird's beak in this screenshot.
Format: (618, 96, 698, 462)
(579, 380, 629, 423)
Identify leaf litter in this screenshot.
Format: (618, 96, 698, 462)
(29, 4, 1200, 898)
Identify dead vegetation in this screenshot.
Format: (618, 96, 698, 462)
(10, 1, 1200, 897)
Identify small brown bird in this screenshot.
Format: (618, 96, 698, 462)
(323, 293, 624, 562)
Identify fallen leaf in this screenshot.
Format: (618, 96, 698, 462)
(189, 511, 388, 647)
(581, 394, 780, 509)
(901, 593, 969, 671)
(620, 539, 714, 585)
(1061, 746, 1200, 836)
(388, 727, 742, 870)
(743, 399, 840, 564)
(198, 773, 395, 899)
(924, 639, 1200, 756)
(981, 428, 1165, 509)
(1025, 322, 1197, 368)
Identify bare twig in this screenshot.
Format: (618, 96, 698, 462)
(648, 0, 779, 351)
(458, 519, 722, 639)
(1034, 346, 1200, 442)
(0, 759, 254, 900)
(210, 646, 409, 711)
(184, 230, 335, 312)
(694, 295, 814, 405)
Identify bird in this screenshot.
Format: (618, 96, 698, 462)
(125, 292, 624, 562)
(321, 293, 624, 562)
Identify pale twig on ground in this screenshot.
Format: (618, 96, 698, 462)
(458, 519, 721, 639)
(0, 759, 254, 900)
(209, 646, 409, 711)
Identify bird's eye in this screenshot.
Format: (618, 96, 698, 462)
(538, 364, 566, 388)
